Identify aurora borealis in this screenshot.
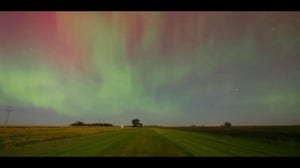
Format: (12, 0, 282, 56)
(0, 12, 299, 126)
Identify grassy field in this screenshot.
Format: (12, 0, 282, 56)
(0, 126, 299, 156)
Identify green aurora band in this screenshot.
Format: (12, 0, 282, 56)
(0, 12, 299, 125)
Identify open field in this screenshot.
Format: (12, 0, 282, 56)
(0, 126, 299, 156)
(164, 126, 300, 143)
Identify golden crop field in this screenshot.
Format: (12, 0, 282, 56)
(0, 126, 121, 149)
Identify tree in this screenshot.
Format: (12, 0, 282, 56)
(223, 121, 232, 127)
(132, 119, 143, 127)
(70, 121, 85, 126)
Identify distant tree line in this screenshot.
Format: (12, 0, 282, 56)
(70, 121, 113, 127)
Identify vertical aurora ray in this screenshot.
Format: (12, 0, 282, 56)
(0, 12, 299, 125)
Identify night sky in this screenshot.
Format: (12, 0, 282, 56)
(0, 12, 299, 126)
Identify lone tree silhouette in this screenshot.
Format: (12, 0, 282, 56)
(5, 106, 13, 128)
(223, 121, 232, 127)
(132, 119, 143, 127)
